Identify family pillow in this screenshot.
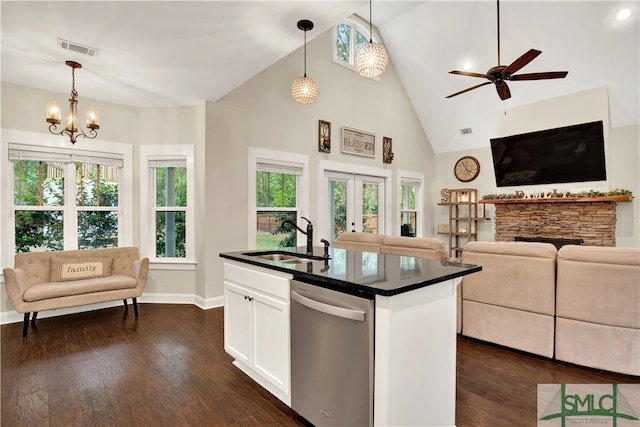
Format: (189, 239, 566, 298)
(50, 257, 113, 282)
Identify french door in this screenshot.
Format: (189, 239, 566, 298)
(325, 171, 385, 241)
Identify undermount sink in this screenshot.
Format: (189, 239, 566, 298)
(243, 250, 329, 262)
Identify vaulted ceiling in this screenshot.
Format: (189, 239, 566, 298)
(2, 1, 638, 154)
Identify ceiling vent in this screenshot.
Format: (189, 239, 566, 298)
(459, 127, 473, 135)
(57, 38, 100, 57)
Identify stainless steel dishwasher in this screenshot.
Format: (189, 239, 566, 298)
(290, 280, 374, 427)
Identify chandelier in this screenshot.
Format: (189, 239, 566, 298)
(46, 60, 99, 144)
(291, 19, 319, 104)
(354, 0, 389, 79)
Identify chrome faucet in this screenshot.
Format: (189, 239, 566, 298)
(279, 217, 313, 255)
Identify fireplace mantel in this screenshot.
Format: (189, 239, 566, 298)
(483, 195, 632, 246)
(480, 195, 633, 205)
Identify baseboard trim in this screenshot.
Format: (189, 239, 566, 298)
(0, 292, 225, 325)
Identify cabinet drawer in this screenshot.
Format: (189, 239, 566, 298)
(224, 262, 292, 300)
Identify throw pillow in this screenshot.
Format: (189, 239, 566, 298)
(50, 257, 113, 282)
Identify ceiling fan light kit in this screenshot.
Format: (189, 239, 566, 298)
(291, 19, 319, 104)
(446, 0, 568, 101)
(354, 0, 389, 78)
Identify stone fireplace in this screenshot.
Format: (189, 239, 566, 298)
(482, 196, 633, 247)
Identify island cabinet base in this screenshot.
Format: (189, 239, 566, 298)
(223, 261, 293, 406)
(374, 277, 461, 427)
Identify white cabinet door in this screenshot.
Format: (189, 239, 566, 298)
(224, 281, 251, 366)
(252, 289, 290, 395)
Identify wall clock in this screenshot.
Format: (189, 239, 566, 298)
(454, 156, 480, 182)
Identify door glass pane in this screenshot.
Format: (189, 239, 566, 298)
(328, 180, 347, 239)
(13, 160, 64, 206)
(362, 182, 379, 234)
(14, 210, 63, 252)
(76, 163, 119, 207)
(78, 211, 118, 249)
(256, 211, 297, 250)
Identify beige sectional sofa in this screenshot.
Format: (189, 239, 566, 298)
(555, 245, 640, 376)
(461, 241, 558, 358)
(3, 247, 149, 337)
(333, 232, 448, 260)
(460, 242, 640, 375)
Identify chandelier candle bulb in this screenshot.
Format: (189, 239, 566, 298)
(46, 101, 61, 124)
(86, 108, 99, 129)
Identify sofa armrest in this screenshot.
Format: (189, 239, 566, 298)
(133, 258, 150, 292)
(2, 267, 30, 313)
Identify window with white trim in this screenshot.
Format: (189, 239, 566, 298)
(333, 16, 383, 72)
(140, 146, 195, 265)
(1, 131, 132, 266)
(398, 171, 424, 237)
(248, 148, 309, 250)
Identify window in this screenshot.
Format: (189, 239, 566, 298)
(398, 171, 424, 237)
(333, 16, 382, 72)
(1, 130, 132, 268)
(140, 146, 195, 266)
(248, 148, 309, 250)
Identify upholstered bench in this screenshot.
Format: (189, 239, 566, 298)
(3, 247, 149, 337)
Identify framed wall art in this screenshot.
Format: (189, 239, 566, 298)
(319, 120, 331, 153)
(341, 126, 375, 158)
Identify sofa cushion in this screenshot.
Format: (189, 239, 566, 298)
(23, 275, 138, 302)
(381, 236, 448, 260)
(556, 245, 640, 328)
(50, 257, 113, 282)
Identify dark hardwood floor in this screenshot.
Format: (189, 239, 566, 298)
(1, 304, 636, 426)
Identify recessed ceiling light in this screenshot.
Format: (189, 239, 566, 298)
(616, 8, 631, 21)
(462, 61, 472, 71)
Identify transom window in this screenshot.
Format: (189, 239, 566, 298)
(333, 16, 383, 72)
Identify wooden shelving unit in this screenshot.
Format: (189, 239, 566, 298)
(438, 188, 488, 259)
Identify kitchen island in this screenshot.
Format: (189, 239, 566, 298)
(220, 246, 480, 427)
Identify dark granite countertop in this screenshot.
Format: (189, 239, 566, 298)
(220, 246, 481, 299)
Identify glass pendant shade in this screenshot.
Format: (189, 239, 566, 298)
(291, 75, 319, 104)
(354, 41, 389, 79)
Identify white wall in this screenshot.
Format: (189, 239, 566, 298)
(431, 87, 639, 248)
(204, 28, 435, 298)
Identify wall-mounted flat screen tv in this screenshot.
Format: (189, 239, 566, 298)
(490, 120, 606, 187)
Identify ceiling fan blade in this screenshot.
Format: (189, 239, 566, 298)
(496, 81, 511, 100)
(445, 81, 493, 98)
(501, 49, 542, 77)
(449, 70, 492, 79)
(509, 71, 569, 80)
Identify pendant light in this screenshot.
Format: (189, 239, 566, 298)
(291, 19, 319, 104)
(354, 0, 389, 79)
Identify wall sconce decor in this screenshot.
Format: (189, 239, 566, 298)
(319, 120, 331, 152)
(46, 60, 99, 144)
(383, 136, 394, 163)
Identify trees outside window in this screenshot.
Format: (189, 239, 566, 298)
(256, 171, 297, 250)
(12, 157, 120, 253)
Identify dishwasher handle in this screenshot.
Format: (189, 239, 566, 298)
(291, 291, 366, 322)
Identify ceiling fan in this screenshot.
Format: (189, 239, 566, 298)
(446, 0, 568, 101)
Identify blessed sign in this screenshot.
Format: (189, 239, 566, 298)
(341, 127, 375, 158)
